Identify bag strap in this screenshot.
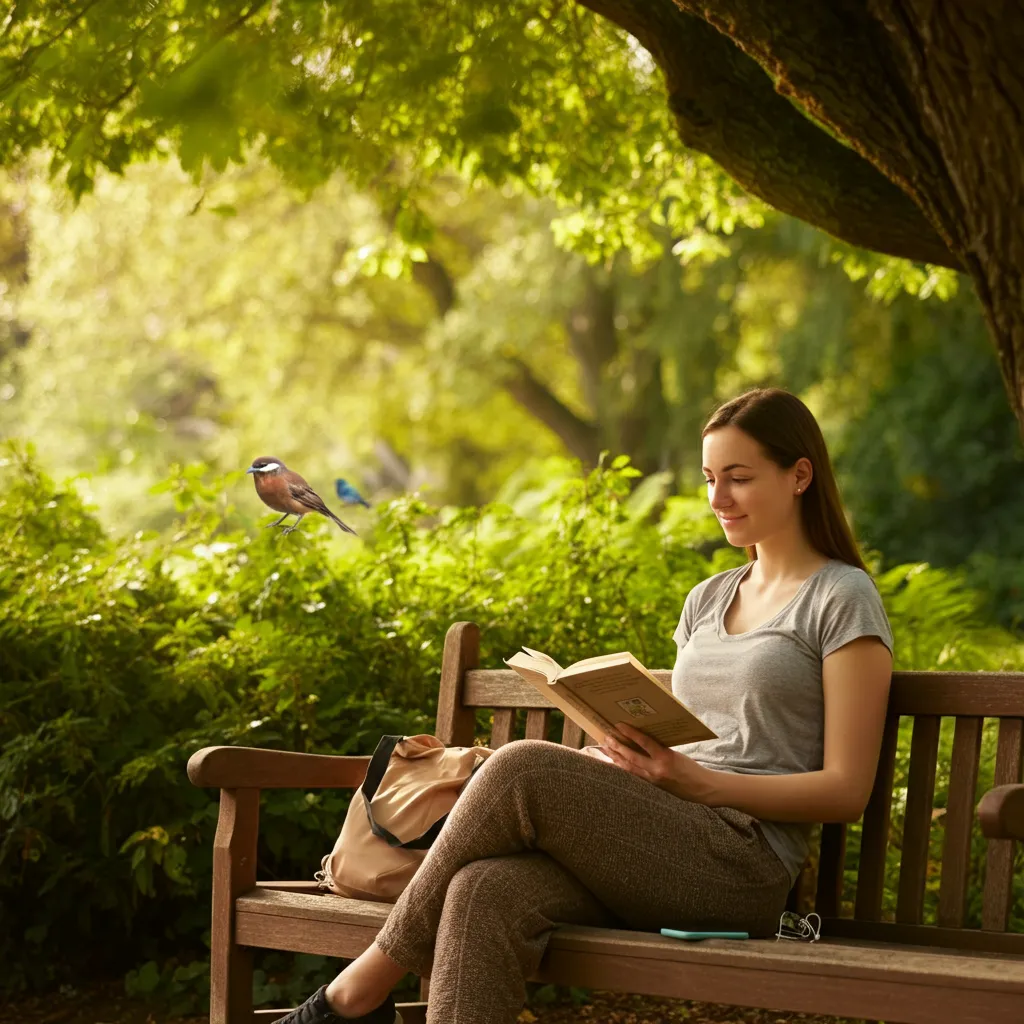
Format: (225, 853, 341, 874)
(361, 735, 485, 850)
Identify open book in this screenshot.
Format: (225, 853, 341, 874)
(504, 647, 716, 753)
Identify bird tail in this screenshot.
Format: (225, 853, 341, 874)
(325, 507, 357, 535)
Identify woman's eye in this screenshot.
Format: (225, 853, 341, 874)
(732, 478, 751, 483)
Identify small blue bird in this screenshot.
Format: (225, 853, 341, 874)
(335, 478, 371, 508)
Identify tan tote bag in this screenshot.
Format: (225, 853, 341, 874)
(316, 734, 493, 902)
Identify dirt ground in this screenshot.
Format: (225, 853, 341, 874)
(0, 982, 869, 1024)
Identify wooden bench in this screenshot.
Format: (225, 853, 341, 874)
(187, 621, 1024, 1024)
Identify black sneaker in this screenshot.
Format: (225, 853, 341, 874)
(273, 985, 401, 1024)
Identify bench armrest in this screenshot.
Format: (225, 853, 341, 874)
(187, 745, 370, 790)
(977, 783, 1024, 840)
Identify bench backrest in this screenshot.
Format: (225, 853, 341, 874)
(436, 622, 1024, 954)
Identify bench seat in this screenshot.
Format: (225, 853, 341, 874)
(242, 885, 1024, 1024)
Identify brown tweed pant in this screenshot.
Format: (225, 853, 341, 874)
(373, 739, 792, 1024)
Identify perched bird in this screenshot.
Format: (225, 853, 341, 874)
(246, 456, 356, 536)
(334, 478, 371, 508)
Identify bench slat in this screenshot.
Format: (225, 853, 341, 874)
(234, 888, 1024, 986)
(896, 714, 941, 924)
(463, 670, 1024, 715)
(938, 716, 984, 927)
(816, 822, 846, 918)
(561, 718, 585, 748)
(888, 673, 1024, 716)
(855, 713, 900, 921)
(982, 717, 1023, 931)
(822, 915, 1024, 955)
(490, 709, 516, 748)
(539, 944, 1024, 1024)
(525, 709, 551, 741)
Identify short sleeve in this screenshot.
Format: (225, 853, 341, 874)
(818, 570, 894, 659)
(673, 583, 702, 648)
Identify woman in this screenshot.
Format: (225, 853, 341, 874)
(279, 387, 894, 1024)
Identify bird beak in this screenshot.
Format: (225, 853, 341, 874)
(245, 467, 256, 474)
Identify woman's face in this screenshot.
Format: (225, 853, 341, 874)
(701, 425, 806, 548)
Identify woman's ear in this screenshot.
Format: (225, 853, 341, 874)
(793, 457, 813, 495)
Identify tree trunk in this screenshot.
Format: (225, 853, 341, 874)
(869, 1, 1024, 437)
(582, 0, 1024, 439)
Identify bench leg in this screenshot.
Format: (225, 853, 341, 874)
(210, 788, 259, 1024)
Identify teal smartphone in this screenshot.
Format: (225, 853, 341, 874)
(660, 928, 749, 940)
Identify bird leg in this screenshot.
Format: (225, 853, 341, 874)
(265, 513, 291, 528)
(280, 514, 305, 535)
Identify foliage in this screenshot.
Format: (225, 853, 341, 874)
(3, 156, 982, 534)
(1, 0, 950, 302)
(0, 157, 576, 521)
(2, 443, 1023, 1000)
(0, 442, 712, 996)
(836, 291, 1024, 629)
(0, 0, 761, 268)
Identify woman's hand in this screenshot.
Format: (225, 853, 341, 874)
(602, 722, 717, 804)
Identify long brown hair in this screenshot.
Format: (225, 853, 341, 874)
(702, 388, 867, 571)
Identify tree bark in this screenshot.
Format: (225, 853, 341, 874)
(580, 0, 958, 268)
(668, 1, 963, 251)
(581, 0, 1024, 437)
(869, 0, 1024, 435)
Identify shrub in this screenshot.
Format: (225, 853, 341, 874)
(1, 441, 1021, 1000)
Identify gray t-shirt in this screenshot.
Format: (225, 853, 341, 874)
(670, 558, 894, 883)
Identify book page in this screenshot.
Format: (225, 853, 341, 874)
(564, 651, 631, 672)
(521, 647, 563, 675)
(506, 650, 560, 684)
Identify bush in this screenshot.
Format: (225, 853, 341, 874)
(1, 441, 1022, 1000)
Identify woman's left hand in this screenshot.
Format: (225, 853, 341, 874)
(603, 722, 716, 804)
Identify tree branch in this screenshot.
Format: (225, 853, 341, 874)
(579, 0, 960, 268)
(411, 255, 456, 317)
(0, 0, 103, 94)
(502, 357, 602, 465)
(670, 0, 967, 264)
